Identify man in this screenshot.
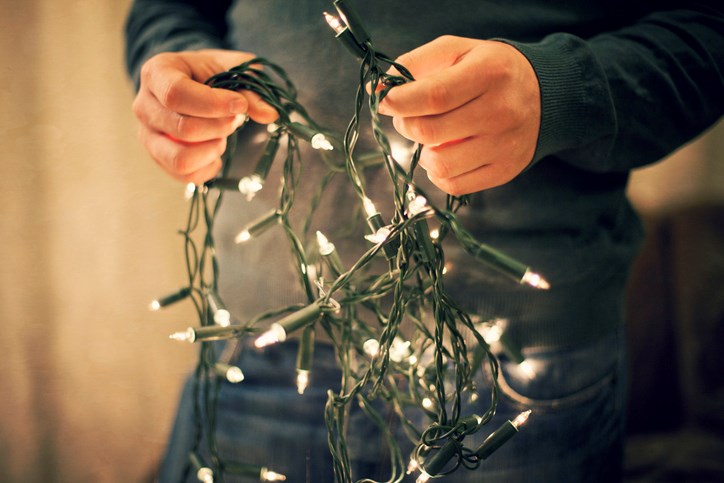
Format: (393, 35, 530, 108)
(126, 1, 723, 481)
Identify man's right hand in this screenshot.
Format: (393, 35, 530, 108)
(132, 49, 278, 184)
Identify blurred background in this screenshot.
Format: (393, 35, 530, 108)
(0, 1, 722, 482)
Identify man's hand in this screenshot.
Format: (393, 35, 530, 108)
(379, 36, 540, 195)
(132, 49, 278, 184)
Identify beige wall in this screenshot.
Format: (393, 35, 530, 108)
(0, 2, 722, 482)
(0, 2, 196, 482)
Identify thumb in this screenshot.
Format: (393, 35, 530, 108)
(390, 35, 478, 79)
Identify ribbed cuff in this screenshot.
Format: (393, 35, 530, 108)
(498, 34, 617, 166)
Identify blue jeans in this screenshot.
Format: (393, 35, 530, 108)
(159, 329, 625, 483)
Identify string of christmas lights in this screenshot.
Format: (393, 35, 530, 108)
(148, 1, 549, 481)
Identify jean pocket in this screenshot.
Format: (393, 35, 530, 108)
(486, 330, 623, 414)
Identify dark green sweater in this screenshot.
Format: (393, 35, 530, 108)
(125, 0, 723, 348)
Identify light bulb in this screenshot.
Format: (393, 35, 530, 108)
(323, 11, 345, 34)
(407, 195, 432, 216)
(260, 467, 287, 481)
(169, 328, 195, 343)
(518, 360, 537, 379)
(520, 268, 550, 290)
(362, 197, 378, 218)
(214, 309, 231, 327)
(422, 398, 434, 410)
(197, 467, 214, 483)
(364, 226, 390, 244)
(363, 338, 380, 357)
(296, 369, 310, 395)
(226, 366, 245, 383)
(316, 230, 336, 256)
(512, 410, 531, 428)
(475, 410, 532, 460)
(406, 457, 419, 475)
(254, 323, 287, 348)
(311, 133, 333, 151)
(389, 338, 412, 363)
(184, 183, 197, 200)
(149, 287, 191, 311)
(238, 174, 264, 201)
(416, 470, 432, 483)
(429, 228, 440, 240)
(235, 229, 251, 243)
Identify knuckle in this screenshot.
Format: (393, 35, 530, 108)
(408, 118, 439, 144)
(431, 175, 465, 196)
(168, 146, 191, 174)
(424, 82, 451, 112)
(131, 96, 145, 122)
(420, 149, 451, 179)
(160, 77, 184, 110)
(174, 113, 191, 139)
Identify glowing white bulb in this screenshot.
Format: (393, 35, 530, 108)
(518, 360, 537, 379)
(196, 467, 214, 483)
(390, 140, 414, 170)
(225, 366, 245, 383)
(429, 228, 440, 240)
(521, 269, 550, 290)
(422, 398, 434, 410)
(512, 410, 532, 429)
(184, 183, 197, 200)
(362, 197, 378, 218)
(238, 174, 264, 201)
(296, 370, 310, 395)
(408, 355, 418, 365)
(477, 321, 504, 344)
(389, 338, 412, 363)
(323, 11, 345, 34)
(169, 328, 195, 343)
(310, 133, 333, 151)
(409, 196, 431, 216)
(363, 338, 380, 357)
(260, 467, 287, 481)
(364, 226, 391, 244)
(214, 309, 231, 327)
(148, 300, 161, 311)
(406, 458, 419, 475)
(254, 323, 287, 348)
(267, 123, 280, 133)
(416, 470, 432, 483)
(235, 229, 251, 244)
(316, 230, 336, 256)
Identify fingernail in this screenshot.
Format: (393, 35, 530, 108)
(234, 114, 248, 128)
(230, 98, 248, 114)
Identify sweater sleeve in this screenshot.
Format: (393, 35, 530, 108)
(124, 0, 233, 89)
(507, 3, 724, 173)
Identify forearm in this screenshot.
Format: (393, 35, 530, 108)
(124, 0, 233, 88)
(507, 3, 724, 172)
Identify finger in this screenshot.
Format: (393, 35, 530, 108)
(427, 164, 496, 196)
(391, 96, 492, 145)
(139, 125, 227, 177)
(142, 60, 250, 118)
(392, 35, 479, 79)
(133, 88, 246, 143)
(417, 137, 487, 180)
(176, 158, 224, 185)
(380, 37, 485, 117)
(422, 138, 528, 195)
(239, 90, 279, 124)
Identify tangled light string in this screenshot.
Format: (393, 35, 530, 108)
(149, 1, 549, 482)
